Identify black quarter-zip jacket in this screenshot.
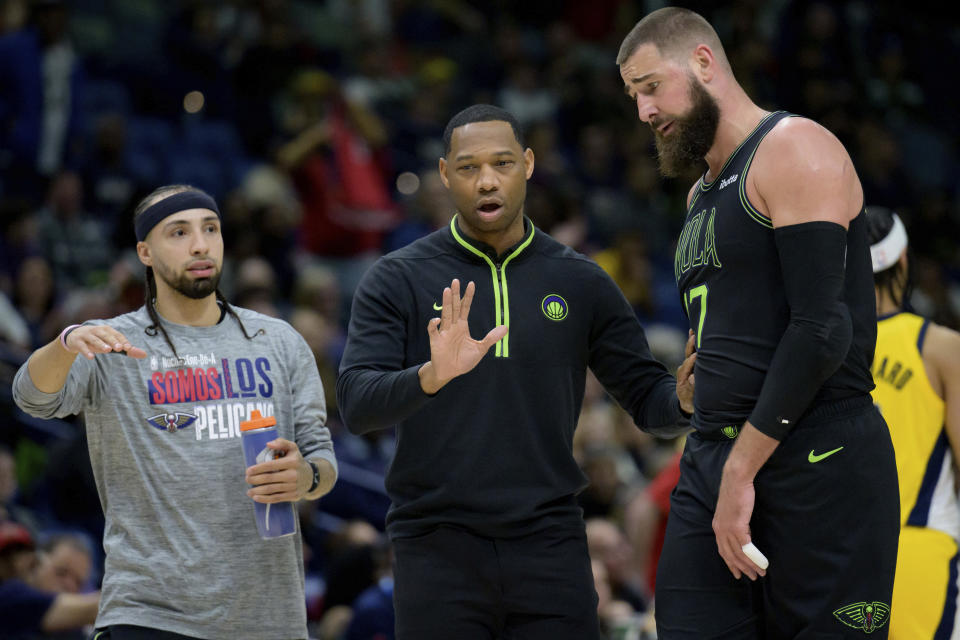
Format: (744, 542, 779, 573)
(337, 216, 686, 539)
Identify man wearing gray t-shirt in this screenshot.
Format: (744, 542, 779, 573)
(12, 185, 337, 640)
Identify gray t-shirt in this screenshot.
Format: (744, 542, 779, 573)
(13, 306, 337, 640)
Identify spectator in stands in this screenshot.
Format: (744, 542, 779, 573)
(11, 255, 59, 349)
(291, 263, 347, 340)
(345, 540, 395, 640)
(81, 113, 141, 243)
(622, 449, 683, 594)
(0, 520, 99, 638)
(32, 533, 92, 595)
(0, 450, 14, 502)
(290, 307, 339, 416)
(276, 68, 398, 259)
(0, 0, 84, 199)
(0, 445, 41, 529)
(383, 170, 455, 254)
(35, 172, 111, 290)
(232, 256, 282, 318)
(586, 517, 649, 612)
(0, 289, 32, 350)
(0, 199, 40, 294)
(593, 557, 646, 640)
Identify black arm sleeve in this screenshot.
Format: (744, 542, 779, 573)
(749, 221, 854, 440)
(587, 267, 688, 438)
(336, 260, 433, 434)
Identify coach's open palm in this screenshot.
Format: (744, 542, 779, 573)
(427, 279, 507, 384)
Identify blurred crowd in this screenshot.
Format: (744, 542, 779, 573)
(0, 0, 956, 638)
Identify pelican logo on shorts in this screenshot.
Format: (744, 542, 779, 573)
(541, 294, 568, 322)
(147, 412, 198, 433)
(722, 425, 739, 439)
(833, 601, 890, 634)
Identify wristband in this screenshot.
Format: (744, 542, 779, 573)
(59, 324, 82, 351)
(307, 460, 320, 493)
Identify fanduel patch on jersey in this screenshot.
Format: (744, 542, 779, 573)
(718, 173, 738, 190)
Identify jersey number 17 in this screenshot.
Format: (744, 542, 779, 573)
(684, 284, 708, 349)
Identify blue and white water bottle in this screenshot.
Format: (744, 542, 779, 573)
(240, 410, 297, 539)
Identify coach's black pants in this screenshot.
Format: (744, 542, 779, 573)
(392, 524, 600, 640)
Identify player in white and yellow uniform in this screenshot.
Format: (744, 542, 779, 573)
(867, 206, 960, 639)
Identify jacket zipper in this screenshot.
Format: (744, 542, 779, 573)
(448, 215, 535, 359)
(494, 262, 505, 357)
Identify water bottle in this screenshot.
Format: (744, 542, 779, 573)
(240, 410, 297, 539)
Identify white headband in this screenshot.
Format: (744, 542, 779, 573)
(870, 213, 908, 273)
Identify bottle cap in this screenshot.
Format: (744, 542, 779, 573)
(240, 409, 277, 431)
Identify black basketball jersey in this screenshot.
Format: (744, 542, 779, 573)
(675, 111, 876, 435)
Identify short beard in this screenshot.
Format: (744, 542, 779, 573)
(653, 75, 720, 178)
(154, 262, 221, 300)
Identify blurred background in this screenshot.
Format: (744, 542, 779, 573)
(0, 0, 956, 638)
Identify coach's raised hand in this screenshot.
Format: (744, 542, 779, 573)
(418, 279, 508, 395)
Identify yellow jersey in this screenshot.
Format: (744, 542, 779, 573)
(872, 312, 956, 535)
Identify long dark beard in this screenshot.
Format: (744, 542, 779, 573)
(653, 75, 720, 178)
(154, 261, 222, 300)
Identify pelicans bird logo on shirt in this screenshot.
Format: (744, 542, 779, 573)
(146, 412, 198, 433)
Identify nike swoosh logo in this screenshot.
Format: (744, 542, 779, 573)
(433, 302, 442, 311)
(808, 446, 844, 463)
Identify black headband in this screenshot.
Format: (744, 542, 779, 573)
(135, 191, 221, 241)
